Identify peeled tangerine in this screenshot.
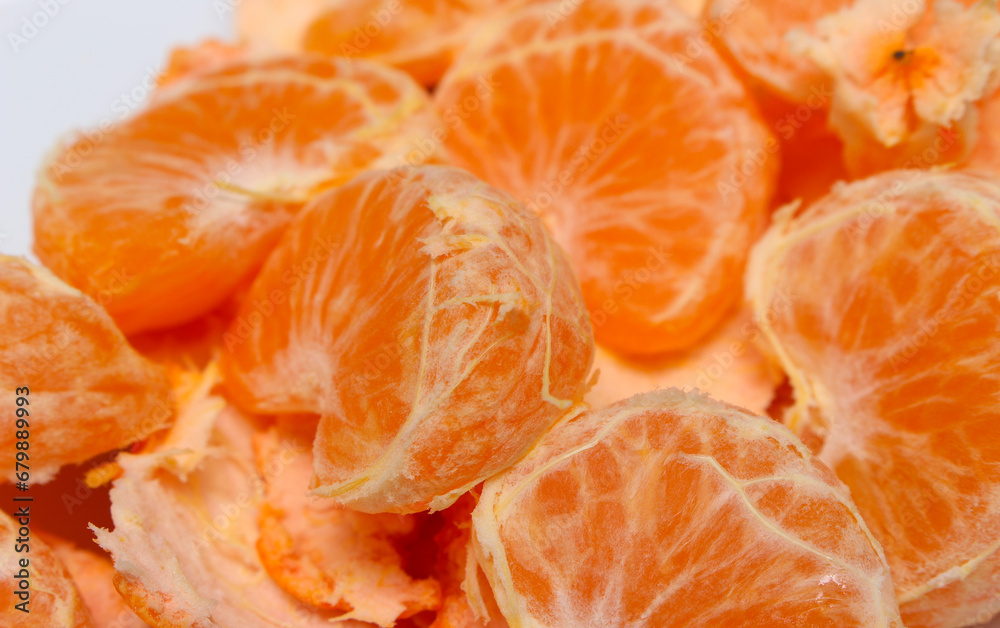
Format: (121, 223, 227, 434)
(0, 255, 173, 483)
(745, 170, 1000, 628)
(472, 390, 903, 627)
(237, 0, 517, 87)
(221, 166, 594, 513)
(33, 53, 440, 335)
(435, 0, 777, 356)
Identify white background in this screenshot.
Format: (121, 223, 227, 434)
(0, 0, 232, 258)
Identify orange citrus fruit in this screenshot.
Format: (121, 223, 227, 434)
(0, 255, 174, 484)
(0, 510, 92, 627)
(238, 0, 516, 87)
(435, 0, 777, 355)
(745, 169, 1000, 627)
(220, 165, 594, 513)
(704, 0, 851, 101)
(472, 390, 903, 626)
(33, 53, 440, 335)
(253, 417, 441, 625)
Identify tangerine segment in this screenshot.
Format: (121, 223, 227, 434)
(586, 308, 782, 415)
(435, 0, 777, 356)
(94, 396, 369, 628)
(745, 170, 1000, 628)
(0, 511, 93, 627)
(253, 418, 441, 626)
(220, 166, 594, 514)
(0, 255, 174, 484)
(472, 390, 902, 627)
(33, 53, 440, 335)
(43, 534, 148, 628)
(706, 0, 850, 102)
(301, 0, 517, 87)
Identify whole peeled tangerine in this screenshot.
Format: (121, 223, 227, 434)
(221, 165, 595, 513)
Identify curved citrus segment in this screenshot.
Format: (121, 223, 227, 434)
(0, 255, 174, 484)
(435, 0, 777, 355)
(94, 385, 370, 628)
(253, 417, 441, 625)
(0, 510, 93, 627)
(220, 165, 594, 513)
(745, 169, 1000, 627)
(586, 308, 782, 415)
(473, 390, 902, 626)
(33, 53, 440, 334)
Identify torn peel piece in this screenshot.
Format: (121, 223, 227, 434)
(254, 417, 441, 626)
(473, 390, 903, 627)
(93, 401, 370, 628)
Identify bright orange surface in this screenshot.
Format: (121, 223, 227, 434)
(0, 255, 174, 484)
(473, 390, 903, 626)
(220, 165, 594, 513)
(746, 169, 1000, 628)
(434, 0, 777, 355)
(33, 54, 439, 334)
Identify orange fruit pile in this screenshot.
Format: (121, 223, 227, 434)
(4, 0, 1000, 627)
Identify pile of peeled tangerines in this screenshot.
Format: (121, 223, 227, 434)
(4, 0, 1000, 626)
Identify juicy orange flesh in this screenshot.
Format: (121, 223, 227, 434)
(221, 166, 592, 512)
(436, 0, 775, 355)
(33, 56, 435, 334)
(0, 256, 173, 482)
(479, 391, 901, 626)
(749, 170, 1000, 624)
